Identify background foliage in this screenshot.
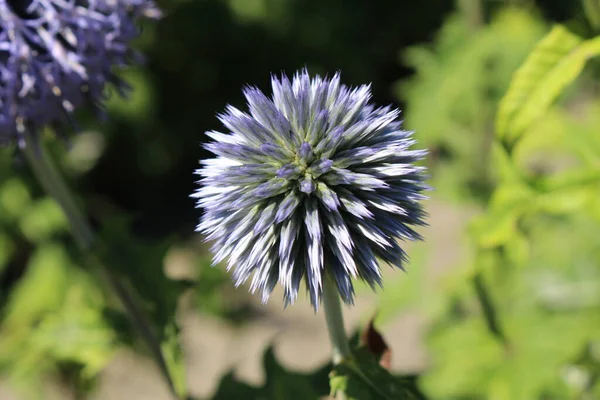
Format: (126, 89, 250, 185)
(0, 0, 598, 399)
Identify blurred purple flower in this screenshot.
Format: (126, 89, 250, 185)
(194, 70, 428, 310)
(0, 0, 161, 146)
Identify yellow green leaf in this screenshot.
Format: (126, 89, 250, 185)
(496, 26, 600, 143)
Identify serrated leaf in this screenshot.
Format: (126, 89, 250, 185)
(0, 250, 117, 391)
(262, 347, 324, 400)
(31, 282, 117, 378)
(538, 167, 600, 192)
(96, 217, 189, 398)
(209, 346, 330, 400)
(331, 348, 425, 400)
(422, 236, 600, 400)
(210, 373, 261, 400)
(496, 26, 600, 142)
(535, 187, 597, 215)
(533, 168, 600, 217)
(398, 9, 545, 202)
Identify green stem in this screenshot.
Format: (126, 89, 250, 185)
(583, 0, 600, 30)
(23, 139, 94, 249)
(22, 134, 181, 399)
(457, 0, 483, 31)
(322, 275, 351, 365)
(473, 271, 508, 346)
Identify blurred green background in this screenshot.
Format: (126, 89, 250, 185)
(1, 0, 599, 399)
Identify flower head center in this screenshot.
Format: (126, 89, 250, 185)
(276, 143, 333, 195)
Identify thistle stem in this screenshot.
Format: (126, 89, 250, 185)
(22, 134, 181, 399)
(23, 140, 94, 249)
(322, 275, 351, 365)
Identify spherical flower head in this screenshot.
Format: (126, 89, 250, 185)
(0, 0, 161, 146)
(194, 70, 428, 310)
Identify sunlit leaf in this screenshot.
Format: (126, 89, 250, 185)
(496, 26, 600, 142)
(2, 244, 69, 327)
(0, 178, 32, 220)
(470, 183, 534, 248)
(19, 198, 69, 242)
(399, 8, 545, 202)
(0, 245, 117, 392)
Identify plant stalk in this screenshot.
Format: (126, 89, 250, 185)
(457, 0, 483, 31)
(322, 275, 351, 365)
(583, 0, 600, 30)
(473, 271, 508, 346)
(22, 134, 182, 399)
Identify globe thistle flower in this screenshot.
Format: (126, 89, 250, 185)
(194, 70, 428, 309)
(0, 0, 161, 146)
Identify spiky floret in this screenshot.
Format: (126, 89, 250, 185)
(194, 69, 428, 309)
(0, 0, 161, 146)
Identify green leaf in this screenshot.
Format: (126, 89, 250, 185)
(0, 178, 32, 220)
(19, 198, 69, 242)
(261, 347, 325, 400)
(504, 231, 530, 268)
(510, 106, 600, 170)
(210, 346, 330, 400)
(422, 220, 600, 400)
(421, 319, 506, 399)
(30, 282, 117, 379)
(537, 167, 600, 192)
(0, 246, 117, 391)
(210, 373, 262, 400)
(96, 217, 189, 398)
(2, 244, 70, 326)
(194, 255, 237, 320)
(331, 347, 425, 400)
(398, 9, 545, 203)
(160, 322, 188, 399)
(496, 26, 600, 143)
(492, 143, 523, 184)
(532, 168, 600, 217)
(470, 182, 534, 248)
